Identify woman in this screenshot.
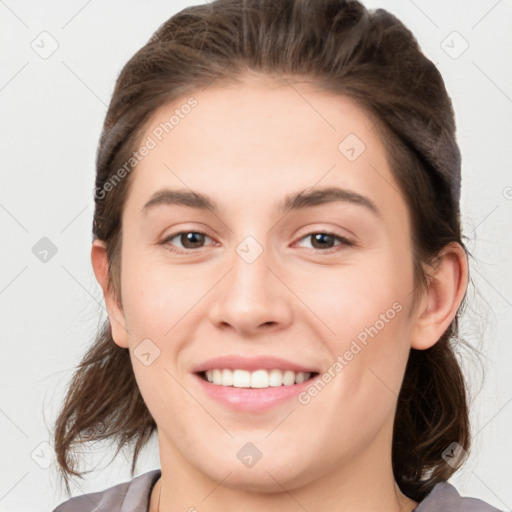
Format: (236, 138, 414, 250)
(52, 0, 502, 510)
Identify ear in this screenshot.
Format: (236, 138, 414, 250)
(91, 239, 129, 349)
(410, 242, 468, 350)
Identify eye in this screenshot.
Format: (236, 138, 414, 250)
(161, 231, 215, 252)
(295, 232, 354, 251)
(160, 230, 354, 254)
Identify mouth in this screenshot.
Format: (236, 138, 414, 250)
(191, 355, 320, 411)
(197, 368, 319, 389)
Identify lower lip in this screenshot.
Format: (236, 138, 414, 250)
(194, 373, 315, 412)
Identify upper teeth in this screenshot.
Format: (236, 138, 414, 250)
(205, 369, 311, 388)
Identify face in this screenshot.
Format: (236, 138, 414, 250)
(104, 77, 422, 491)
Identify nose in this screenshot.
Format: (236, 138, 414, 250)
(208, 240, 294, 336)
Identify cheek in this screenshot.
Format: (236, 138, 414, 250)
(292, 247, 414, 398)
(295, 249, 412, 342)
(120, 261, 197, 427)
(120, 253, 199, 338)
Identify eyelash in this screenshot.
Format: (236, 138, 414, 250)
(160, 230, 355, 255)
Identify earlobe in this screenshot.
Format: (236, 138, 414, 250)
(91, 239, 129, 349)
(410, 243, 469, 350)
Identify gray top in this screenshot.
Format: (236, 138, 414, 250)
(53, 469, 503, 511)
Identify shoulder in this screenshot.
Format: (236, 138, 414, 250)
(416, 482, 504, 511)
(52, 469, 161, 512)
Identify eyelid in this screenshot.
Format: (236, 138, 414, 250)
(161, 230, 217, 250)
(160, 228, 355, 255)
(292, 230, 355, 250)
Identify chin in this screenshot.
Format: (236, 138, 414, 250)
(196, 452, 312, 494)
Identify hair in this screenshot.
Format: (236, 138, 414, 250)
(53, 0, 471, 502)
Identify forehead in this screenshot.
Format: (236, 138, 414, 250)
(123, 79, 405, 222)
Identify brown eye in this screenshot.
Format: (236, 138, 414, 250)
(162, 231, 213, 252)
(296, 232, 354, 251)
(310, 233, 336, 249)
(179, 232, 206, 248)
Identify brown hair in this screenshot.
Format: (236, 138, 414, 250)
(54, 0, 470, 502)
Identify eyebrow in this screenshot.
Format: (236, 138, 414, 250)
(141, 186, 380, 218)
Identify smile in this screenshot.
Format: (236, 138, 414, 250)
(192, 355, 320, 411)
(200, 369, 317, 388)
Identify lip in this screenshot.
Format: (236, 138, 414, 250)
(191, 355, 319, 412)
(191, 355, 319, 373)
(193, 372, 316, 412)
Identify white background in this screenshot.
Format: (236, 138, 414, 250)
(1, 1, 511, 510)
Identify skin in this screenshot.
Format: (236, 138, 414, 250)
(91, 75, 468, 512)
